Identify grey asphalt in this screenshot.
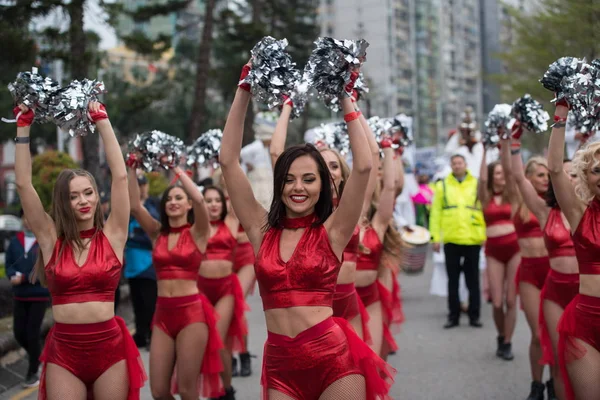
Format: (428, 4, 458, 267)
(2, 261, 543, 399)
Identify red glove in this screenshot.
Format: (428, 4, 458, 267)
(351, 89, 359, 103)
(13, 106, 34, 127)
(88, 104, 108, 123)
(126, 153, 140, 169)
(380, 137, 393, 149)
(314, 140, 327, 149)
(238, 64, 251, 92)
(282, 95, 293, 108)
(555, 93, 570, 109)
(511, 121, 523, 140)
(344, 71, 359, 95)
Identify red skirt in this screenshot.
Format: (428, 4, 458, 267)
(197, 274, 249, 353)
(39, 316, 147, 400)
(516, 256, 551, 290)
(356, 281, 398, 353)
(261, 317, 395, 400)
(153, 294, 225, 398)
(332, 283, 372, 344)
(538, 270, 579, 366)
(485, 232, 520, 264)
(558, 294, 600, 400)
(233, 242, 255, 273)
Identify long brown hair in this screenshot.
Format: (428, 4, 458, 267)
(319, 148, 350, 198)
(367, 181, 403, 265)
(31, 169, 104, 285)
(518, 157, 548, 222)
(486, 161, 509, 204)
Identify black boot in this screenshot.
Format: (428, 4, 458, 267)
(526, 381, 545, 400)
(223, 387, 236, 400)
(496, 336, 505, 357)
(239, 352, 252, 377)
(546, 379, 557, 400)
(500, 342, 514, 361)
(232, 356, 239, 377)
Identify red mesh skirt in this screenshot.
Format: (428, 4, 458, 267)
(39, 316, 147, 400)
(233, 242, 255, 273)
(485, 232, 520, 264)
(332, 283, 372, 344)
(197, 274, 249, 353)
(153, 294, 224, 398)
(260, 317, 395, 400)
(356, 281, 398, 353)
(377, 281, 399, 353)
(558, 294, 600, 400)
(538, 270, 579, 366)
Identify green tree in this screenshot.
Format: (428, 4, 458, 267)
(31, 151, 78, 210)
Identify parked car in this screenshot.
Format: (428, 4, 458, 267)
(0, 215, 22, 253)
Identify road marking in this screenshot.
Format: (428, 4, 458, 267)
(10, 386, 37, 400)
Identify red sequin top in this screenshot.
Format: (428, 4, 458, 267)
(255, 220, 341, 310)
(483, 198, 512, 227)
(573, 198, 600, 274)
(342, 226, 360, 263)
(45, 230, 121, 305)
(356, 226, 383, 271)
(513, 209, 543, 239)
(205, 220, 236, 262)
(543, 208, 575, 259)
(153, 227, 202, 281)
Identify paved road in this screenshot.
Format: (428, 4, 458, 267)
(2, 262, 545, 399)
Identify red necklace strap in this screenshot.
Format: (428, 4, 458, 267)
(210, 220, 222, 226)
(493, 190, 503, 196)
(282, 213, 316, 229)
(168, 224, 191, 233)
(79, 228, 98, 239)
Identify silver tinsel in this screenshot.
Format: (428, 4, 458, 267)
(240, 36, 301, 109)
(540, 57, 585, 102)
(49, 79, 107, 137)
(313, 122, 349, 154)
(392, 114, 413, 147)
(323, 71, 370, 112)
(304, 37, 369, 109)
(561, 62, 600, 132)
(186, 129, 223, 167)
(484, 103, 512, 147)
(288, 79, 311, 120)
(7, 67, 60, 123)
(354, 72, 370, 97)
(128, 130, 185, 172)
(511, 94, 549, 134)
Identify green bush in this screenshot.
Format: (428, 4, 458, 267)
(146, 171, 169, 198)
(31, 151, 78, 211)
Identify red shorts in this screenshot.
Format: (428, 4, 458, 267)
(485, 232, 520, 264)
(233, 242, 255, 273)
(517, 256, 551, 290)
(261, 317, 395, 400)
(39, 317, 147, 400)
(558, 294, 600, 400)
(538, 270, 579, 365)
(332, 283, 372, 344)
(197, 274, 249, 353)
(153, 294, 225, 398)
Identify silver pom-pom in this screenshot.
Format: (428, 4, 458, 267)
(304, 37, 369, 109)
(6, 67, 60, 123)
(540, 57, 585, 102)
(49, 79, 107, 137)
(392, 114, 413, 147)
(323, 72, 370, 112)
(511, 94, 549, 134)
(288, 79, 311, 120)
(186, 129, 223, 167)
(240, 36, 301, 109)
(128, 130, 185, 172)
(312, 122, 349, 154)
(354, 72, 369, 97)
(484, 104, 512, 146)
(561, 62, 600, 132)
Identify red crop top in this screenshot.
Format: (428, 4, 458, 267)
(573, 198, 600, 275)
(255, 214, 341, 310)
(483, 198, 512, 227)
(205, 220, 236, 263)
(356, 226, 383, 271)
(153, 225, 203, 281)
(45, 229, 121, 305)
(342, 226, 360, 263)
(513, 210, 543, 239)
(543, 208, 575, 259)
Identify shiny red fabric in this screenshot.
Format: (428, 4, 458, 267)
(572, 198, 600, 275)
(45, 231, 121, 305)
(377, 281, 400, 352)
(233, 241, 255, 273)
(558, 294, 600, 400)
(260, 317, 395, 400)
(154, 294, 225, 399)
(343, 226, 360, 263)
(197, 274, 249, 353)
(255, 224, 341, 310)
(485, 232, 520, 264)
(332, 283, 372, 344)
(39, 317, 146, 400)
(206, 221, 237, 262)
(513, 210, 543, 239)
(538, 270, 579, 366)
(516, 256, 551, 290)
(356, 281, 380, 307)
(357, 227, 384, 271)
(483, 198, 512, 227)
(543, 208, 576, 259)
(153, 228, 203, 281)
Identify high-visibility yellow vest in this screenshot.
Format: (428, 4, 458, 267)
(429, 172, 486, 245)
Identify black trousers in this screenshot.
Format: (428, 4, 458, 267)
(444, 243, 481, 322)
(13, 300, 48, 377)
(128, 278, 157, 345)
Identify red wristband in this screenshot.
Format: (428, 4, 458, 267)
(344, 111, 359, 123)
(554, 115, 567, 123)
(170, 171, 183, 186)
(238, 64, 251, 92)
(88, 104, 108, 123)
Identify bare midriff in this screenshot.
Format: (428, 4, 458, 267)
(52, 302, 115, 324)
(336, 261, 356, 285)
(264, 306, 333, 337)
(518, 237, 548, 258)
(157, 279, 199, 298)
(355, 269, 378, 287)
(486, 223, 515, 239)
(199, 260, 234, 278)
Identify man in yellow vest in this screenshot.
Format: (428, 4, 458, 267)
(430, 154, 486, 329)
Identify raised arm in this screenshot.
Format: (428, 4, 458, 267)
(270, 100, 292, 168)
(372, 144, 397, 237)
(547, 105, 586, 229)
(220, 70, 267, 251)
(393, 154, 405, 198)
(326, 97, 372, 254)
(13, 105, 56, 255)
(499, 137, 519, 207)
(173, 166, 210, 246)
(477, 147, 489, 205)
(510, 137, 548, 224)
(357, 108, 381, 214)
(128, 167, 161, 240)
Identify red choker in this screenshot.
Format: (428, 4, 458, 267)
(282, 213, 317, 229)
(210, 220, 223, 226)
(79, 228, 98, 239)
(169, 224, 191, 233)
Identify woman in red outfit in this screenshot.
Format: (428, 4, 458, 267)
(197, 184, 248, 399)
(478, 152, 520, 361)
(128, 165, 224, 400)
(221, 62, 394, 399)
(548, 103, 600, 400)
(15, 102, 146, 399)
(500, 132, 554, 400)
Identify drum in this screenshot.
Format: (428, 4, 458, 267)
(400, 225, 430, 275)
